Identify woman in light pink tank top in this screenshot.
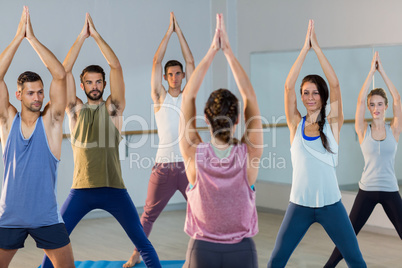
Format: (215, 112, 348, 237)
(179, 14, 263, 268)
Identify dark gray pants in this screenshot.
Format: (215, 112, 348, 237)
(183, 237, 258, 268)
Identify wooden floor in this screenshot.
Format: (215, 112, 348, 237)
(8, 210, 401, 268)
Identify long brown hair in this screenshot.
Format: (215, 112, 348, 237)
(300, 75, 333, 153)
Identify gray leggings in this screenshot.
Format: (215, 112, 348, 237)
(183, 237, 258, 268)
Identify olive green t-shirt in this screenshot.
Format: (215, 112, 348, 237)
(70, 102, 125, 189)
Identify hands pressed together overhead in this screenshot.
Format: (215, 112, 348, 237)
(79, 12, 99, 40)
(211, 13, 231, 54)
(370, 51, 385, 74)
(303, 19, 320, 51)
(165, 11, 183, 33)
(15, 6, 35, 41)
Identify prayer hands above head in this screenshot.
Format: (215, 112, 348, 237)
(210, 14, 232, 54)
(303, 19, 312, 50)
(310, 20, 320, 51)
(168, 12, 175, 34)
(375, 52, 385, 74)
(87, 13, 99, 38)
(370, 51, 379, 73)
(15, 6, 27, 40)
(219, 14, 232, 54)
(172, 12, 181, 33)
(80, 13, 90, 39)
(25, 6, 36, 41)
(211, 13, 221, 51)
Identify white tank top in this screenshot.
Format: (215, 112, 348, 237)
(154, 92, 183, 163)
(289, 117, 341, 207)
(359, 124, 399, 192)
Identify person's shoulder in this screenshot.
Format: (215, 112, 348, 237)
(235, 142, 248, 153)
(196, 142, 210, 152)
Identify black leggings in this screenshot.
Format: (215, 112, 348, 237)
(324, 189, 402, 267)
(183, 237, 258, 268)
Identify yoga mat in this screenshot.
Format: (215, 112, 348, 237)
(61, 260, 185, 268)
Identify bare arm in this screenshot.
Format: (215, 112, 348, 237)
(284, 20, 311, 143)
(310, 20, 343, 142)
(63, 13, 89, 114)
(377, 53, 402, 137)
(0, 8, 24, 149)
(180, 15, 220, 185)
(0, 8, 25, 123)
(219, 14, 262, 186)
(151, 13, 175, 105)
(25, 8, 66, 122)
(88, 14, 125, 115)
(22, 7, 66, 159)
(173, 13, 195, 86)
(355, 52, 377, 143)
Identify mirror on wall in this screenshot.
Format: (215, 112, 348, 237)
(250, 45, 402, 188)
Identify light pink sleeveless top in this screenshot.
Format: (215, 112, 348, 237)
(184, 143, 258, 244)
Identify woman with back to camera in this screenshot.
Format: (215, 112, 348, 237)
(179, 13, 263, 268)
(324, 52, 402, 267)
(267, 20, 366, 268)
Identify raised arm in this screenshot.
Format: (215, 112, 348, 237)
(25, 7, 66, 122)
(23, 7, 66, 159)
(151, 13, 174, 105)
(180, 15, 220, 185)
(355, 52, 377, 143)
(63, 13, 89, 114)
(285, 20, 311, 143)
(173, 13, 195, 85)
(377, 53, 402, 138)
(0, 8, 24, 148)
(310, 20, 343, 140)
(0, 8, 26, 123)
(219, 14, 262, 186)
(88, 14, 125, 115)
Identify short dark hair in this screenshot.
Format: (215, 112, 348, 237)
(80, 65, 106, 83)
(164, 60, 183, 74)
(17, 71, 43, 91)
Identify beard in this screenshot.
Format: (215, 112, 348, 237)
(26, 101, 42, 112)
(85, 89, 104, 101)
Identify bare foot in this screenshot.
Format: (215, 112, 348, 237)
(123, 250, 141, 268)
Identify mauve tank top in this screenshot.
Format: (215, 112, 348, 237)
(185, 143, 258, 244)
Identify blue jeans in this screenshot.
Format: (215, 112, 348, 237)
(41, 187, 161, 268)
(268, 201, 366, 268)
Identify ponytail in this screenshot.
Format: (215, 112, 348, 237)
(317, 103, 333, 153)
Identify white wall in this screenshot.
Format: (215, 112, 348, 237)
(237, 0, 402, 71)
